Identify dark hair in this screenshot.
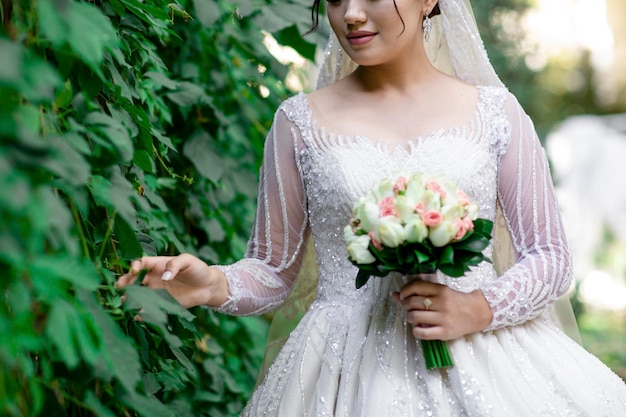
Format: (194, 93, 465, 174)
(310, 1, 441, 32)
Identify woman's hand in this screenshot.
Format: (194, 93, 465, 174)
(116, 254, 229, 309)
(391, 274, 493, 340)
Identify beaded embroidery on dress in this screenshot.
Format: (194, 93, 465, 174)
(213, 86, 626, 416)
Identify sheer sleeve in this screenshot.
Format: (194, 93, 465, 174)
(213, 105, 310, 316)
(482, 93, 573, 330)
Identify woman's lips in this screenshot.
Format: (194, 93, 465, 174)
(346, 31, 377, 46)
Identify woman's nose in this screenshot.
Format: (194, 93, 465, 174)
(344, 0, 367, 24)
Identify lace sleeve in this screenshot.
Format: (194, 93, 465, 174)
(482, 93, 573, 330)
(213, 103, 310, 316)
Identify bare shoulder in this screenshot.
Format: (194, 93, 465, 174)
(439, 75, 480, 102)
(307, 77, 354, 110)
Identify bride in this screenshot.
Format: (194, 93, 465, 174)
(117, 0, 626, 415)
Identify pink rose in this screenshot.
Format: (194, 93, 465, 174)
(421, 210, 442, 227)
(393, 176, 408, 195)
(453, 218, 468, 240)
(427, 180, 446, 199)
(457, 190, 470, 206)
(462, 216, 474, 231)
(414, 202, 425, 215)
(368, 231, 383, 250)
(379, 196, 397, 217)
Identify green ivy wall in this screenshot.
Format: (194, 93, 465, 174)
(0, 0, 315, 415)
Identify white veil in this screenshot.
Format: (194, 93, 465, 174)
(259, 0, 580, 382)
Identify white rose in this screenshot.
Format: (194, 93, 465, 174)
(404, 217, 428, 243)
(355, 200, 381, 232)
(405, 173, 426, 201)
(343, 225, 357, 245)
(422, 189, 441, 212)
(466, 202, 479, 220)
(440, 180, 459, 206)
(428, 220, 456, 247)
(395, 195, 417, 223)
(372, 178, 394, 201)
(347, 235, 376, 264)
(440, 202, 464, 222)
(375, 217, 406, 248)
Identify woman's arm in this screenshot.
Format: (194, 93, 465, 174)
(482, 93, 573, 330)
(213, 106, 310, 315)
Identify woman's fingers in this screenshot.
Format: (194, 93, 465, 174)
(159, 253, 197, 282)
(397, 280, 442, 301)
(411, 323, 443, 340)
(115, 256, 171, 289)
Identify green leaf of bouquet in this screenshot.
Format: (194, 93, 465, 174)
(439, 246, 454, 265)
(356, 270, 371, 289)
(473, 218, 494, 236)
(438, 263, 466, 278)
(453, 235, 490, 252)
(413, 249, 430, 263)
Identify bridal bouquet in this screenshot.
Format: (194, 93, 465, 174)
(343, 172, 493, 369)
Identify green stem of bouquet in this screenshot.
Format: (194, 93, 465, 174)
(422, 339, 453, 369)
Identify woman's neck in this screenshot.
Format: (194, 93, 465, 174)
(349, 48, 443, 94)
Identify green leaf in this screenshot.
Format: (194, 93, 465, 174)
(142, 373, 161, 396)
(89, 170, 137, 225)
(413, 249, 430, 263)
(144, 71, 178, 90)
(452, 234, 490, 252)
(45, 300, 80, 368)
(30, 256, 100, 292)
(151, 128, 177, 152)
(473, 218, 494, 236)
(45, 136, 91, 186)
(125, 286, 195, 323)
(114, 217, 144, 259)
(273, 24, 316, 62)
(0, 39, 23, 83)
(67, 2, 120, 76)
(182, 130, 224, 183)
(439, 245, 455, 265)
(84, 112, 134, 163)
(133, 149, 156, 173)
(166, 81, 209, 107)
(355, 270, 371, 289)
(438, 263, 466, 278)
(90, 174, 113, 206)
(120, 390, 173, 417)
(37, 0, 69, 47)
(80, 292, 142, 392)
(84, 391, 117, 417)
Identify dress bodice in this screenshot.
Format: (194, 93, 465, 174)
(292, 87, 505, 305)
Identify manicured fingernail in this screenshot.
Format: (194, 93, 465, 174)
(161, 271, 172, 281)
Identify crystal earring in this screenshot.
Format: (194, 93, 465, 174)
(423, 10, 432, 42)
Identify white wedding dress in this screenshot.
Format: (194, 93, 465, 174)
(214, 86, 626, 416)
